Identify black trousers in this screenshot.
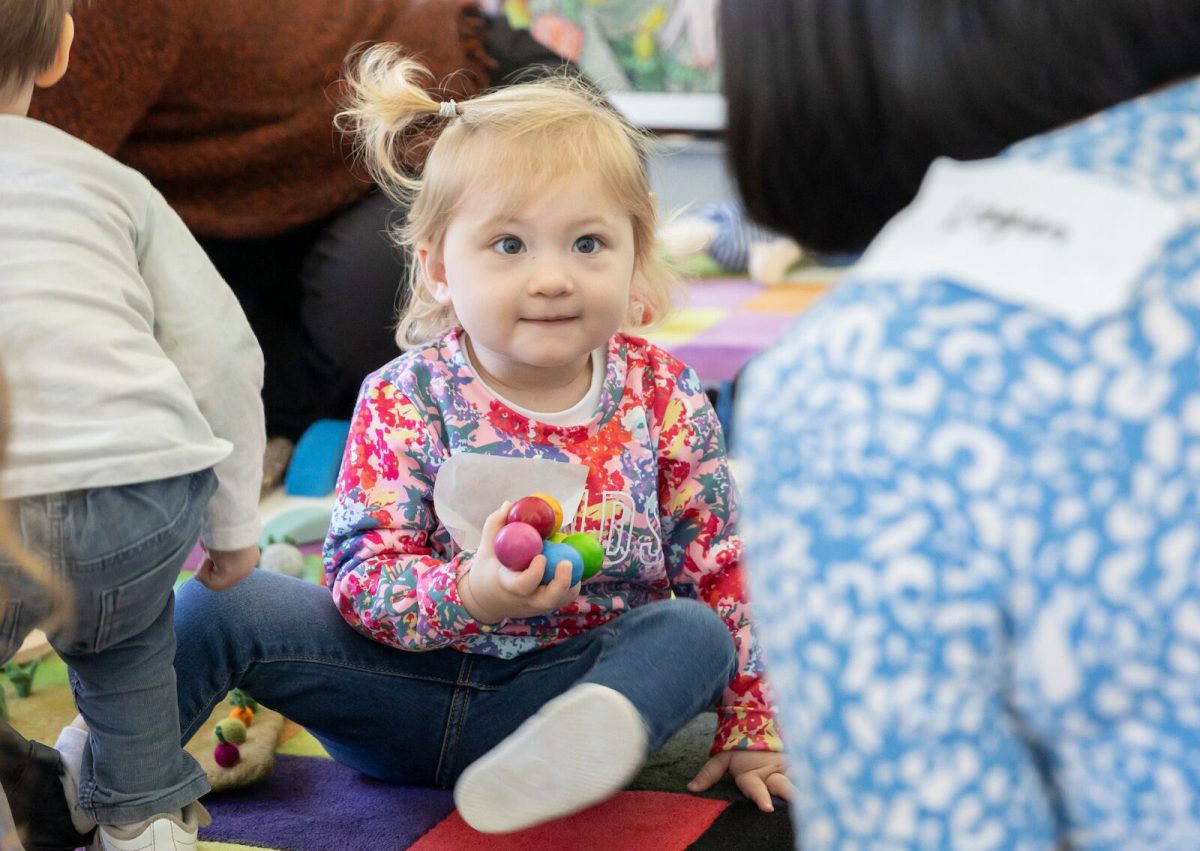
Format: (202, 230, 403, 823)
(200, 191, 408, 441)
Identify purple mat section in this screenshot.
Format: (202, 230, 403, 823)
(200, 755, 454, 851)
(680, 278, 758, 308)
(693, 310, 797, 344)
(668, 343, 759, 382)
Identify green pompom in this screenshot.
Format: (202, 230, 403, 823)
(215, 718, 248, 745)
(229, 687, 259, 710)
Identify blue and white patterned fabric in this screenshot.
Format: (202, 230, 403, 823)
(736, 79, 1200, 849)
(698, 201, 780, 271)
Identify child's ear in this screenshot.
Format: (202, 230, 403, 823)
(626, 269, 652, 326)
(416, 240, 452, 306)
(34, 13, 74, 89)
(628, 298, 647, 326)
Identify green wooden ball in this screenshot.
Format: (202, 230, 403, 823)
(562, 532, 604, 580)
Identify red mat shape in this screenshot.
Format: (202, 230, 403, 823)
(410, 790, 728, 851)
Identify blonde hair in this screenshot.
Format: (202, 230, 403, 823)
(0, 0, 72, 97)
(338, 45, 679, 347)
(0, 363, 68, 631)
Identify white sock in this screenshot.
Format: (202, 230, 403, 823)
(53, 723, 96, 833)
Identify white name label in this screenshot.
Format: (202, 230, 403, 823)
(853, 158, 1184, 326)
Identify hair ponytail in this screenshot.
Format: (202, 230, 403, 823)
(340, 47, 680, 347)
(337, 44, 451, 200)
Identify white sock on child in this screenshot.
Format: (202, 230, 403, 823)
(53, 721, 95, 834)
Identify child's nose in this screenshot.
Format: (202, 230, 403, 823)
(528, 255, 574, 296)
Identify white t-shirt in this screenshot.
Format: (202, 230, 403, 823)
(0, 116, 264, 549)
(465, 344, 606, 427)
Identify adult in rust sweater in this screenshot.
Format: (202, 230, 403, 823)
(31, 0, 499, 441)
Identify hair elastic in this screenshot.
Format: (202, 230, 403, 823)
(438, 99, 459, 119)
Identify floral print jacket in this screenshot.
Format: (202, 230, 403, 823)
(324, 328, 780, 753)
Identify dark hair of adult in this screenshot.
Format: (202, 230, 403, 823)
(722, 1, 1200, 254)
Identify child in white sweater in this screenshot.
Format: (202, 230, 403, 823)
(0, 3, 264, 849)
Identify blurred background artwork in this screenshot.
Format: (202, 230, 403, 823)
(505, 0, 719, 93)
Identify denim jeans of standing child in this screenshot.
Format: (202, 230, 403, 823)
(0, 468, 217, 825)
(174, 570, 737, 786)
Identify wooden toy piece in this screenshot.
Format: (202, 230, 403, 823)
(562, 532, 604, 580)
(540, 541, 584, 586)
(494, 521, 543, 571)
(507, 496, 557, 539)
(527, 492, 564, 532)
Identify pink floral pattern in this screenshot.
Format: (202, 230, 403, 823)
(323, 328, 780, 752)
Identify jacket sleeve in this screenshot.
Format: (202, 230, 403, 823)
(324, 373, 498, 651)
(657, 365, 783, 754)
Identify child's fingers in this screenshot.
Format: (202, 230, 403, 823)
(546, 559, 573, 590)
(687, 752, 731, 793)
(735, 773, 775, 813)
(192, 558, 218, 590)
(544, 559, 580, 606)
(477, 502, 513, 555)
(517, 559, 576, 609)
(766, 771, 794, 802)
(499, 553, 548, 595)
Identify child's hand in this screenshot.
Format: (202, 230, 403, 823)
(458, 503, 581, 623)
(687, 750, 792, 812)
(195, 544, 260, 591)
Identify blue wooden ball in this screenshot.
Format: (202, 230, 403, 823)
(540, 541, 584, 586)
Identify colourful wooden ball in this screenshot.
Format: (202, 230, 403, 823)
(528, 492, 564, 532)
(548, 532, 567, 543)
(540, 541, 584, 586)
(507, 497, 556, 539)
(494, 522, 543, 571)
(562, 532, 604, 580)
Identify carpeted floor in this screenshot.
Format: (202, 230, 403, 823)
(198, 713, 794, 850)
(5, 642, 794, 850)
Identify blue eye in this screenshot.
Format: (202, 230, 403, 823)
(493, 236, 524, 255)
(574, 235, 601, 254)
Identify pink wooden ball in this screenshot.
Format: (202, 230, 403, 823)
(494, 521, 543, 571)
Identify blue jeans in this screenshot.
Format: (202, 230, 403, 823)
(174, 570, 736, 785)
(0, 469, 216, 824)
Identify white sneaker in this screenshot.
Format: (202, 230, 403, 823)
(97, 802, 211, 851)
(453, 683, 648, 833)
